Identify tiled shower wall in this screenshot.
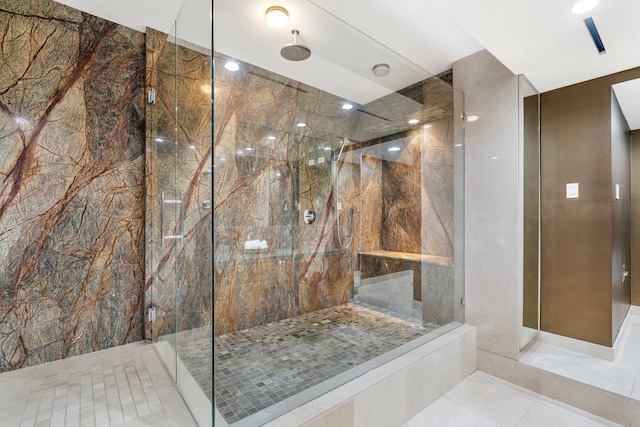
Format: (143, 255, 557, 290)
(213, 54, 360, 335)
(213, 55, 457, 335)
(0, 0, 146, 371)
(359, 79, 456, 325)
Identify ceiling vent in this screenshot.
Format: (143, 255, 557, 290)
(584, 17, 606, 54)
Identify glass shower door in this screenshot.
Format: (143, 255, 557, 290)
(145, 3, 213, 424)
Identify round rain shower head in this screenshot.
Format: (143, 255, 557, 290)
(281, 30, 311, 61)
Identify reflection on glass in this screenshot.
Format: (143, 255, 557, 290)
(212, 0, 465, 425)
(520, 75, 541, 349)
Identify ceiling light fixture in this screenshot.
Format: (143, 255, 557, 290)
(296, 122, 306, 128)
(388, 146, 401, 152)
(466, 115, 479, 122)
(341, 103, 354, 110)
(266, 6, 289, 29)
(224, 61, 240, 72)
(267, 135, 276, 140)
(372, 63, 390, 78)
(572, 0, 599, 14)
(408, 119, 420, 125)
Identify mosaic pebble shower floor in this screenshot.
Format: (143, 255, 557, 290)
(180, 303, 437, 424)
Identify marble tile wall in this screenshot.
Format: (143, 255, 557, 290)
(213, 55, 458, 335)
(359, 111, 455, 325)
(213, 54, 359, 335)
(0, 0, 146, 370)
(145, 28, 212, 340)
(363, 116, 454, 258)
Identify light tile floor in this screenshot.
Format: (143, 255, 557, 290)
(519, 312, 640, 399)
(0, 342, 196, 427)
(404, 371, 623, 427)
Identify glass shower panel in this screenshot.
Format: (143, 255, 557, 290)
(145, 22, 180, 380)
(173, 3, 213, 423)
(145, 1, 213, 424)
(356, 75, 463, 329)
(213, 0, 464, 424)
(520, 75, 540, 349)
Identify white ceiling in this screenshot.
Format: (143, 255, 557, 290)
(432, 0, 640, 93)
(613, 79, 640, 131)
(53, 0, 640, 103)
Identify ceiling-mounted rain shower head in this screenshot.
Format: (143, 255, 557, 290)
(281, 30, 311, 61)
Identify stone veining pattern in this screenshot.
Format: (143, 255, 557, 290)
(0, 0, 146, 371)
(144, 28, 212, 341)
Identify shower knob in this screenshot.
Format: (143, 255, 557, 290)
(303, 209, 316, 225)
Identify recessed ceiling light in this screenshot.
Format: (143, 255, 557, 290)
(154, 138, 164, 143)
(408, 119, 420, 125)
(245, 147, 254, 151)
(219, 157, 227, 163)
(323, 146, 332, 151)
(224, 61, 240, 72)
(189, 144, 196, 150)
(466, 115, 479, 122)
(296, 122, 306, 127)
(267, 135, 276, 140)
(237, 150, 244, 155)
(572, 0, 599, 14)
(388, 146, 401, 152)
(265, 6, 289, 29)
(491, 156, 499, 160)
(276, 172, 282, 177)
(341, 103, 354, 110)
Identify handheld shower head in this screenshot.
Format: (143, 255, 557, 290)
(334, 138, 350, 162)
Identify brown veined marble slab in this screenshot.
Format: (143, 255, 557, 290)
(0, 0, 145, 371)
(144, 28, 212, 340)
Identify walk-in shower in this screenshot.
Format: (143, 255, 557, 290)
(210, 0, 465, 425)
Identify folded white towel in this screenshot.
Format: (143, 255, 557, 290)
(244, 239, 262, 249)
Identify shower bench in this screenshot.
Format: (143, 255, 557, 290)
(358, 251, 454, 324)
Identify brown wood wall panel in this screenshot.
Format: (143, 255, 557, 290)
(540, 68, 640, 346)
(610, 93, 632, 342)
(630, 130, 640, 306)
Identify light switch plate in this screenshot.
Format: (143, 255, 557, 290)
(566, 183, 579, 199)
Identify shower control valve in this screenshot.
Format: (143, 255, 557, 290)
(303, 209, 316, 225)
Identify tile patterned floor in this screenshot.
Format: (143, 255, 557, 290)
(0, 343, 196, 427)
(180, 338, 213, 401)
(213, 303, 437, 424)
(404, 371, 622, 427)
